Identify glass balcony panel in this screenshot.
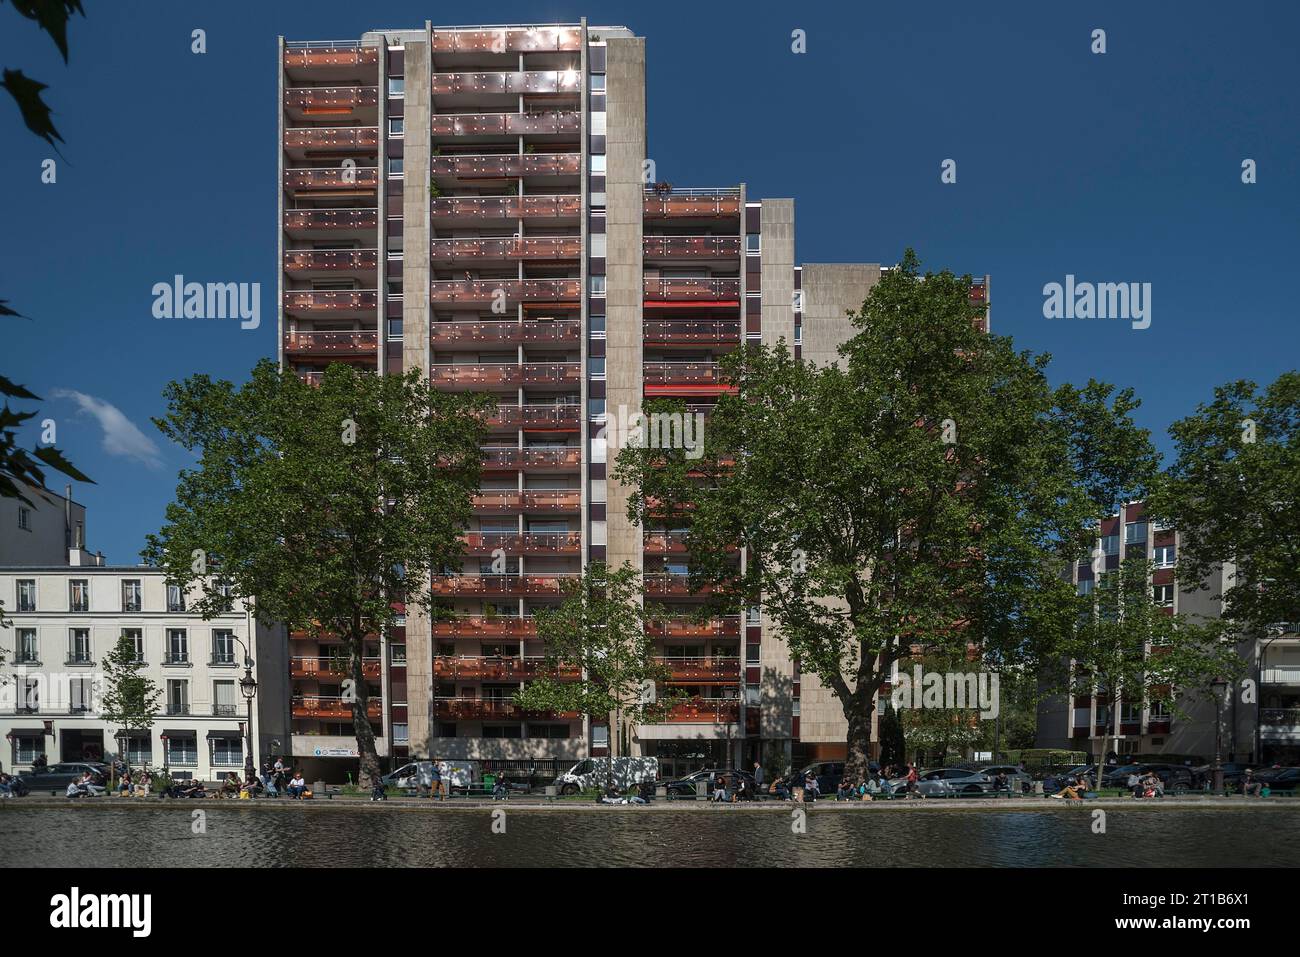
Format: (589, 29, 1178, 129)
(283, 290, 378, 315)
(430, 27, 581, 54)
(284, 127, 379, 150)
(430, 153, 581, 179)
(644, 278, 741, 300)
(643, 362, 723, 385)
(284, 167, 379, 190)
(430, 319, 579, 345)
(642, 320, 741, 344)
(642, 236, 742, 258)
(428, 236, 581, 262)
(283, 331, 379, 355)
(284, 46, 379, 70)
(284, 86, 379, 112)
(283, 249, 379, 272)
(283, 208, 378, 232)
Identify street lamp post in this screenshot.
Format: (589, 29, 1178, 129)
(1211, 677, 1228, 794)
(229, 634, 258, 781)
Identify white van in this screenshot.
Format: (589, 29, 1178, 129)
(383, 760, 478, 792)
(556, 757, 659, 794)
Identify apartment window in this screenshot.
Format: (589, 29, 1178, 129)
(590, 111, 607, 136)
(1153, 584, 1174, 607)
(1119, 700, 1142, 723)
(1076, 579, 1094, 596)
(388, 233, 404, 260)
(210, 737, 243, 768)
(69, 579, 89, 612)
(125, 734, 151, 765)
(122, 579, 142, 612)
(166, 629, 189, 664)
(1149, 699, 1170, 720)
(122, 628, 144, 663)
(19, 676, 40, 712)
(746, 643, 760, 664)
(589, 399, 606, 422)
(589, 276, 607, 298)
(166, 583, 186, 613)
(167, 734, 199, 767)
(16, 579, 36, 612)
(589, 154, 606, 174)
(589, 233, 607, 258)
(391, 643, 407, 665)
(591, 725, 609, 749)
(213, 680, 238, 717)
(590, 73, 605, 92)
(746, 233, 761, 253)
(388, 116, 405, 136)
(212, 630, 237, 665)
(387, 77, 405, 97)
(588, 314, 605, 337)
(68, 628, 91, 664)
(588, 356, 606, 379)
(1100, 534, 1120, 556)
(166, 679, 190, 715)
(387, 157, 404, 177)
(17, 505, 30, 529)
(483, 725, 523, 739)
(1154, 545, 1175, 568)
(69, 676, 92, 713)
(392, 723, 409, 745)
(14, 735, 45, 764)
(746, 606, 762, 626)
(1124, 522, 1147, 545)
(589, 191, 606, 208)
(16, 627, 39, 664)
(590, 520, 607, 546)
(388, 318, 404, 340)
(745, 684, 760, 705)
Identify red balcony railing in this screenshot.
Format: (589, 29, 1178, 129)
(284, 86, 379, 113)
(646, 616, 741, 638)
(283, 290, 378, 316)
(290, 656, 382, 679)
(471, 490, 582, 512)
(433, 657, 580, 681)
(430, 27, 581, 54)
(430, 153, 581, 179)
(428, 236, 582, 263)
(642, 236, 742, 259)
(432, 697, 579, 720)
(662, 697, 740, 723)
(283, 208, 378, 233)
(642, 320, 741, 344)
(644, 278, 740, 301)
(430, 574, 579, 597)
(283, 331, 379, 356)
(461, 530, 582, 553)
(430, 195, 581, 221)
(284, 45, 379, 70)
(430, 363, 580, 388)
(479, 447, 582, 471)
(486, 404, 580, 430)
(283, 249, 379, 273)
(431, 616, 537, 638)
(284, 167, 379, 191)
(431, 319, 579, 346)
(291, 696, 381, 720)
(428, 278, 580, 306)
(429, 111, 581, 136)
(284, 127, 379, 151)
(430, 71, 582, 96)
(655, 657, 741, 682)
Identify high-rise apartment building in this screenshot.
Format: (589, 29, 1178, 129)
(278, 21, 990, 779)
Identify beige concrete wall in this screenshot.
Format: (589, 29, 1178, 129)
(800, 263, 881, 368)
(400, 37, 434, 758)
(759, 199, 795, 349)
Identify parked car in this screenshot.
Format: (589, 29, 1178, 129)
(1256, 766, 1300, 793)
(794, 760, 880, 796)
(663, 768, 754, 797)
(1102, 763, 1193, 791)
(1189, 762, 1252, 789)
(381, 760, 478, 792)
(978, 764, 1033, 791)
(556, 757, 660, 795)
(17, 762, 108, 794)
(885, 767, 992, 798)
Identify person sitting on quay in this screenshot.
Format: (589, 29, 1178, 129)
(1241, 769, 1263, 797)
(287, 771, 307, 800)
(117, 770, 133, 796)
(492, 773, 509, 801)
(711, 773, 730, 803)
(370, 775, 388, 802)
(836, 778, 855, 801)
(805, 772, 821, 802)
(221, 773, 243, 798)
(1051, 776, 1086, 800)
(260, 763, 280, 798)
(769, 773, 790, 801)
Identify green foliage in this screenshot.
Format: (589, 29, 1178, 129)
(100, 634, 162, 758)
(141, 360, 488, 784)
(2, 2, 86, 147)
(1149, 372, 1300, 637)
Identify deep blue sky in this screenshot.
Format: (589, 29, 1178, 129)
(3, 1, 1297, 563)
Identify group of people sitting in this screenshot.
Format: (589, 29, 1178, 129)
(66, 771, 106, 798)
(1126, 770, 1165, 799)
(709, 772, 759, 802)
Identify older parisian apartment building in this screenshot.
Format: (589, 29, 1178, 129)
(1034, 502, 1300, 766)
(1, 490, 290, 780)
(278, 20, 990, 778)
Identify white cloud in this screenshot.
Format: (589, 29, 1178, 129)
(50, 389, 165, 470)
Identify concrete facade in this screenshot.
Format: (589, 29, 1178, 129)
(0, 488, 89, 568)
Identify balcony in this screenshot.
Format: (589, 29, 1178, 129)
(646, 616, 741, 639)
(662, 697, 741, 723)
(430, 27, 581, 53)
(486, 404, 580, 430)
(656, 657, 741, 682)
(1262, 667, 1300, 685)
(283, 86, 378, 118)
(433, 697, 578, 720)
(431, 616, 537, 638)
(643, 362, 733, 396)
(430, 362, 580, 389)
(643, 320, 740, 345)
(643, 189, 742, 219)
(284, 126, 379, 153)
(643, 236, 741, 260)
(643, 531, 689, 554)
(291, 696, 381, 720)
(431, 319, 579, 346)
(430, 71, 582, 96)
(429, 111, 580, 137)
(433, 657, 580, 681)
(428, 278, 580, 307)
(430, 153, 580, 180)
(430, 195, 581, 223)
(645, 574, 712, 598)
(283, 330, 380, 357)
(283, 249, 379, 276)
(291, 656, 382, 679)
(479, 446, 582, 471)
(283, 208, 378, 239)
(1261, 708, 1300, 736)
(284, 167, 379, 192)
(430, 574, 579, 598)
(283, 290, 378, 319)
(429, 236, 581, 263)
(284, 44, 379, 72)
(644, 278, 741, 302)
(471, 489, 581, 513)
(461, 530, 582, 554)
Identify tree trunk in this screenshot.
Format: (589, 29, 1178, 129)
(349, 628, 382, 789)
(844, 695, 875, 781)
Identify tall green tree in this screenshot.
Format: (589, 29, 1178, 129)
(141, 361, 487, 787)
(513, 561, 678, 789)
(614, 250, 1155, 779)
(99, 633, 162, 773)
(1149, 372, 1300, 638)
(1054, 556, 1242, 771)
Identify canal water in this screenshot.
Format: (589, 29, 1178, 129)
(1, 806, 1295, 867)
